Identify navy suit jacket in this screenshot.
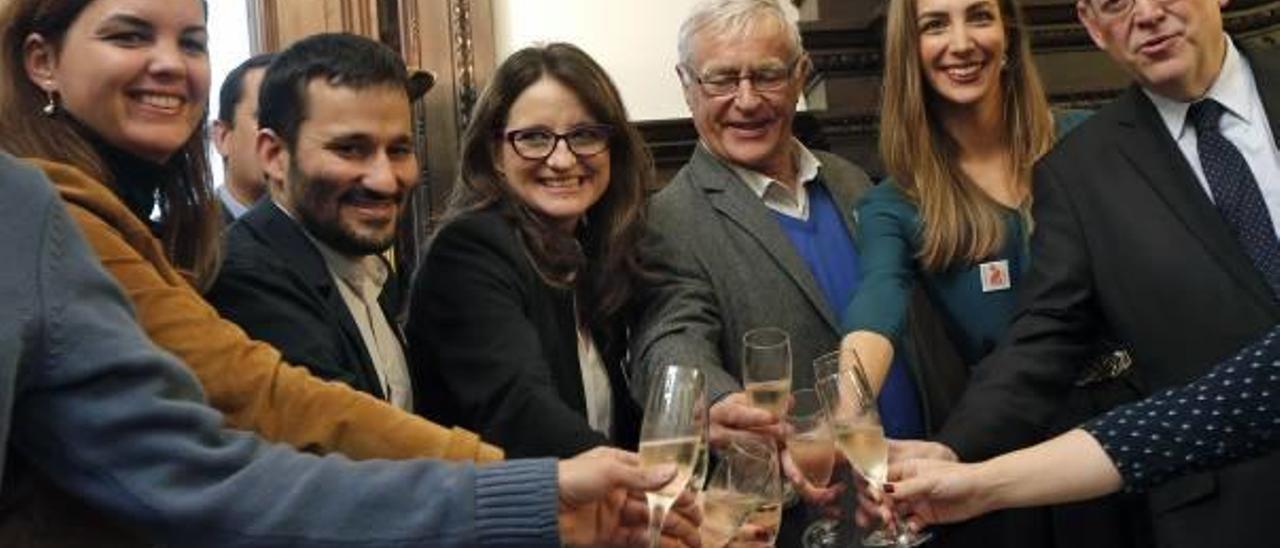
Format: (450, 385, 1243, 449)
(938, 41, 1280, 548)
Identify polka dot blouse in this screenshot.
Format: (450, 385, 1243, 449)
(1084, 325, 1280, 492)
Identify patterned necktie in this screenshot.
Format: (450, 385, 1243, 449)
(1187, 98, 1280, 300)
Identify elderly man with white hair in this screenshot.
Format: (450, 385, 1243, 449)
(631, 0, 963, 544)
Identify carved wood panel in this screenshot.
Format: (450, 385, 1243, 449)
(248, 0, 380, 53)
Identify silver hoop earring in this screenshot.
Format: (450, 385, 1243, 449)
(41, 91, 57, 117)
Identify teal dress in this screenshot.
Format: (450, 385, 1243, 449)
(842, 110, 1090, 366)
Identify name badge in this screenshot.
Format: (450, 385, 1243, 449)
(979, 260, 1012, 293)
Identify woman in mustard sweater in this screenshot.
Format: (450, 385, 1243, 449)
(0, 0, 501, 543)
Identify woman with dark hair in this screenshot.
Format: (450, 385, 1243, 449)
(0, 0, 503, 542)
(408, 42, 652, 458)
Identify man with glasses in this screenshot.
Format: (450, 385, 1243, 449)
(901, 0, 1280, 545)
(632, 0, 963, 542)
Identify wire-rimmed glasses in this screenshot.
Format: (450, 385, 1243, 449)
(680, 55, 805, 97)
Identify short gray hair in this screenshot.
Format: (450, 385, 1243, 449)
(676, 0, 804, 73)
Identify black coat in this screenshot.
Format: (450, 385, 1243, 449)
(406, 208, 641, 458)
(938, 42, 1280, 548)
(207, 199, 402, 400)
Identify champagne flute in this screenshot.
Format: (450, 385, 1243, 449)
(639, 365, 706, 548)
(699, 438, 773, 548)
(816, 353, 931, 547)
(689, 395, 711, 495)
(742, 327, 792, 417)
(788, 387, 838, 548)
(738, 437, 784, 546)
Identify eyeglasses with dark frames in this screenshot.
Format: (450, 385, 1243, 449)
(502, 124, 613, 161)
(682, 56, 804, 97)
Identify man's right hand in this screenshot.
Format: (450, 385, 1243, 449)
(708, 392, 783, 449)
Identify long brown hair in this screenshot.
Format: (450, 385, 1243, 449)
(449, 42, 654, 332)
(879, 0, 1054, 271)
(0, 0, 221, 289)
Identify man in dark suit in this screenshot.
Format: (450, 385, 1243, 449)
(907, 0, 1280, 546)
(207, 34, 432, 411)
(212, 54, 274, 226)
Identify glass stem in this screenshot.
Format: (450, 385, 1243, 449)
(646, 502, 667, 548)
(875, 482, 906, 543)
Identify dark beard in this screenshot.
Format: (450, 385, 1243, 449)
(288, 160, 399, 256)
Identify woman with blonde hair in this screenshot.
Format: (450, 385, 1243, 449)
(844, 0, 1065, 390)
(840, 0, 1133, 545)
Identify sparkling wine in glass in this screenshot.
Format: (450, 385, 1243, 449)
(699, 438, 775, 548)
(742, 327, 793, 417)
(737, 439, 784, 546)
(816, 353, 931, 547)
(639, 365, 706, 548)
(788, 385, 838, 548)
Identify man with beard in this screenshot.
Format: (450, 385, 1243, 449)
(208, 33, 429, 411)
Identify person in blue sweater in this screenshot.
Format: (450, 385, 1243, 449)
(0, 149, 700, 547)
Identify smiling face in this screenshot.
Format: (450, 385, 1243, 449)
(498, 76, 611, 234)
(265, 81, 418, 256)
(1078, 0, 1227, 100)
(917, 0, 1007, 110)
(682, 16, 805, 180)
(26, 0, 209, 163)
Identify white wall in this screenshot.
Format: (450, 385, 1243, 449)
(493, 0, 808, 121)
(206, 1, 252, 190)
(493, 0, 700, 121)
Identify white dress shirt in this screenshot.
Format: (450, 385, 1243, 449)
(575, 311, 613, 438)
(1144, 37, 1280, 239)
(217, 183, 251, 220)
(725, 139, 823, 221)
(278, 201, 413, 412)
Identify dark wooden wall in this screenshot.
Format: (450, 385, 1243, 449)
(639, 0, 1280, 182)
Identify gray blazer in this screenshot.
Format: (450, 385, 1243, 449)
(631, 145, 965, 431)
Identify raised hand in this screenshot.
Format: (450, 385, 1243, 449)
(558, 446, 703, 547)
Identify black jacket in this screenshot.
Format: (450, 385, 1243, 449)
(407, 208, 641, 458)
(938, 41, 1280, 548)
(207, 199, 403, 400)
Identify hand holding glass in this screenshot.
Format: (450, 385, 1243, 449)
(816, 352, 931, 547)
(639, 365, 706, 548)
(788, 384, 839, 548)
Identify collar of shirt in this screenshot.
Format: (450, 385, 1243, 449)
(217, 183, 251, 219)
(723, 139, 823, 221)
(271, 201, 389, 296)
(1145, 36, 1257, 140)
